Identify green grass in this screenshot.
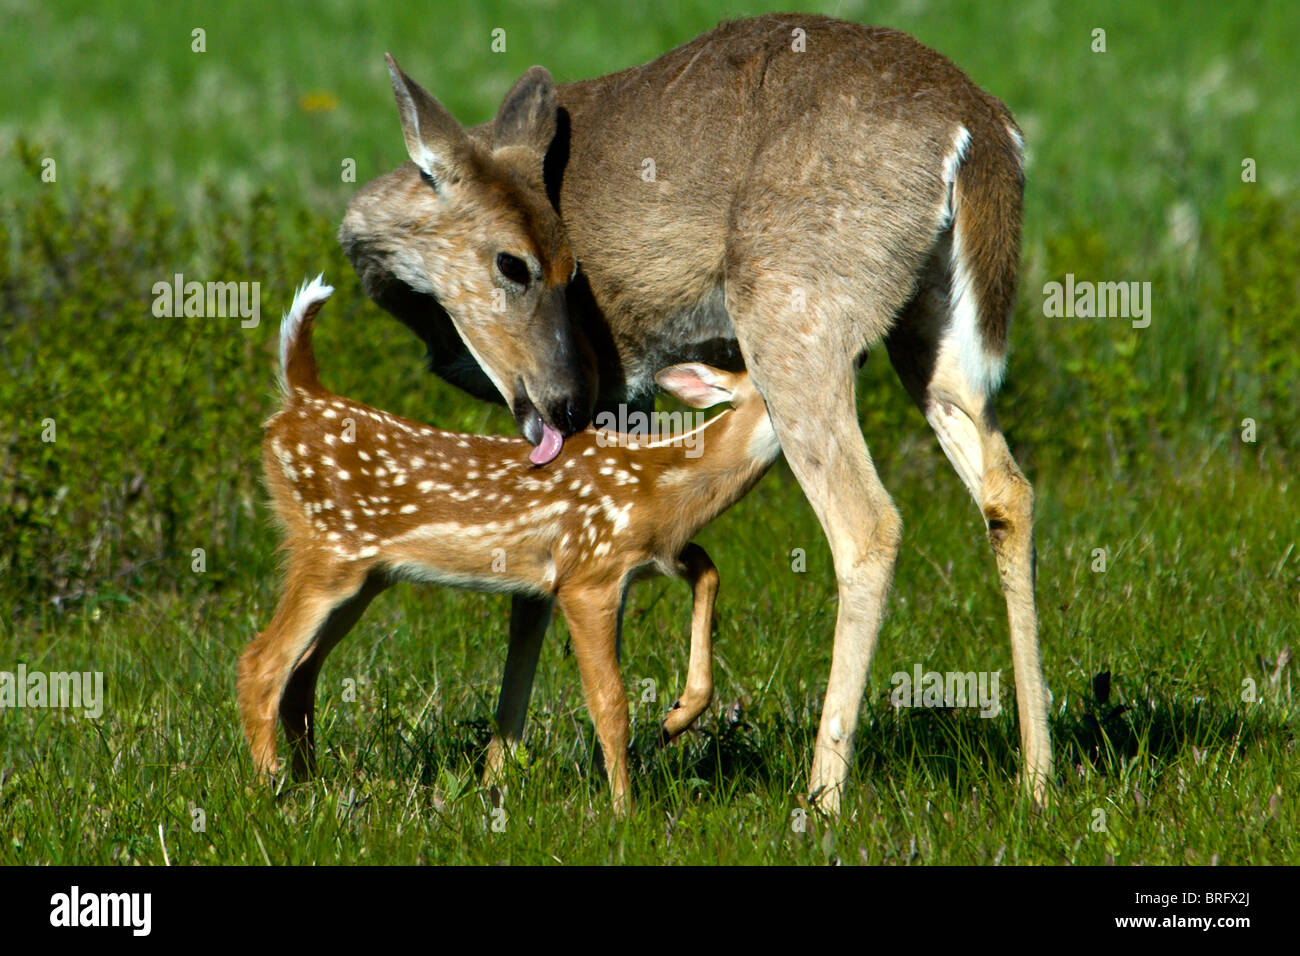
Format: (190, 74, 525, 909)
(1, 0, 1298, 864)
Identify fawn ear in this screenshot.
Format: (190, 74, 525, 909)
(493, 66, 557, 157)
(654, 364, 735, 409)
(385, 54, 471, 187)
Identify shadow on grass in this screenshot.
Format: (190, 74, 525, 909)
(850, 676, 1288, 795)
(331, 673, 1290, 807)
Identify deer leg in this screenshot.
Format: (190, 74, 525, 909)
(661, 543, 718, 742)
(731, 294, 902, 816)
(484, 594, 553, 786)
(976, 424, 1051, 805)
(885, 248, 1052, 806)
(278, 575, 386, 778)
(237, 566, 380, 778)
(889, 348, 1050, 806)
(557, 583, 631, 816)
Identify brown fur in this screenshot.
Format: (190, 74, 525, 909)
(340, 13, 1050, 812)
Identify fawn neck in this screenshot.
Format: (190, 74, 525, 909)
(623, 396, 780, 546)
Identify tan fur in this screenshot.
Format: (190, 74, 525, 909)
(341, 13, 1050, 812)
(237, 286, 779, 814)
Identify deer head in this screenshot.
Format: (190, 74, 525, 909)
(340, 56, 592, 464)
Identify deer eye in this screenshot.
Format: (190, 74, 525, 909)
(495, 252, 531, 287)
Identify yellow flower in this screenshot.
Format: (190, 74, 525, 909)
(299, 92, 339, 114)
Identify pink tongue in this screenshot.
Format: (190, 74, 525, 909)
(528, 422, 563, 465)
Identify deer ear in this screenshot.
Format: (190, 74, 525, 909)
(385, 53, 470, 186)
(654, 364, 734, 409)
(493, 66, 557, 156)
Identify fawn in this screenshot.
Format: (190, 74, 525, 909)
(237, 277, 781, 813)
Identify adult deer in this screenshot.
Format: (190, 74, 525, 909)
(339, 13, 1051, 812)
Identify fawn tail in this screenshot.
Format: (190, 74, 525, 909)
(277, 275, 334, 394)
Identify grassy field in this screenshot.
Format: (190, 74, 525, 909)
(1, 0, 1297, 864)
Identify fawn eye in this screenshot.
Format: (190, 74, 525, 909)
(496, 252, 531, 287)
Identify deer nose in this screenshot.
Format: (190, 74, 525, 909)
(546, 393, 590, 436)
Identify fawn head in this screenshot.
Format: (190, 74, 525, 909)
(341, 56, 590, 465)
(654, 364, 756, 411)
(654, 364, 779, 464)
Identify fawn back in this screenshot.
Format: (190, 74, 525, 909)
(264, 277, 779, 597)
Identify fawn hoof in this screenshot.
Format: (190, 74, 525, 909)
(658, 700, 688, 747)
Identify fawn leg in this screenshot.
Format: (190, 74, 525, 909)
(661, 543, 718, 742)
(558, 583, 631, 816)
(278, 574, 386, 777)
(484, 594, 553, 786)
(237, 565, 378, 777)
